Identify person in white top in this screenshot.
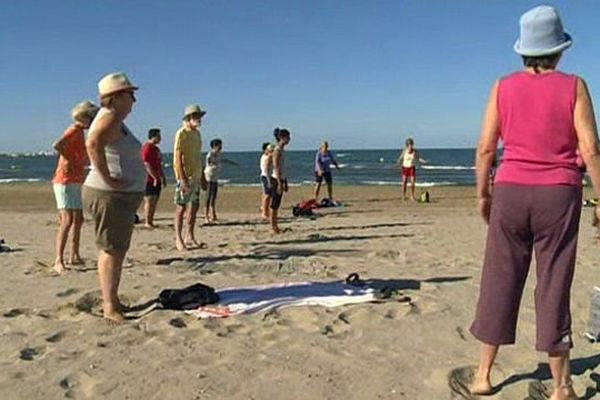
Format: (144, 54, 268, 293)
(396, 137, 427, 202)
(259, 142, 275, 219)
(203, 138, 237, 223)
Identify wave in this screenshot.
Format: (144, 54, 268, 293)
(360, 180, 455, 187)
(421, 165, 474, 171)
(336, 153, 348, 158)
(337, 163, 348, 169)
(0, 178, 46, 184)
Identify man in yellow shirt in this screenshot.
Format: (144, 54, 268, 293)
(173, 104, 208, 251)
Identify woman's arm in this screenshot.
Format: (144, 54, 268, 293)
(86, 112, 126, 189)
(475, 81, 501, 223)
(575, 77, 600, 200)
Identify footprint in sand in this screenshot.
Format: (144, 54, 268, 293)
(448, 366, 477, 399)
(3, 308, 29, 318)
(19, 346, 45, 361)
(45, 331, 65, 343)
(56, 288, 79, 297)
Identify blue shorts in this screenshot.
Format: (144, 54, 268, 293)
(53, 183, 83, 210)
(260, 175, 272, 196)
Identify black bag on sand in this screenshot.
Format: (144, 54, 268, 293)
(159, 283, 219, 310)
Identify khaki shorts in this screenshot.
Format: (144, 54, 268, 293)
(174, 180, 201, 205)
(82, 186, 143, 255)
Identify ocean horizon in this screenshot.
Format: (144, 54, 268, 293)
(0, 148, 477, 187)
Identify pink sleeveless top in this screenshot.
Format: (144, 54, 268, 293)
(494, 71, 580, 186)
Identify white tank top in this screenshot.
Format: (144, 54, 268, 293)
(260, 153, 271, 177)
(402, 150, 416, 168)
(84, 108, 145, 192)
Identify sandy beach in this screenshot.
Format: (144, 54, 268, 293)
(1, 183, 599, 399)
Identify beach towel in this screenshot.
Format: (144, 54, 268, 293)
(186, 275, 388, 319)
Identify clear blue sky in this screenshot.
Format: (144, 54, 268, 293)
(1, 0, 598, 153)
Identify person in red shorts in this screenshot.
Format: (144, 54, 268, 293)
(141, 128, 166, 228)
(396, 137, 427, 201)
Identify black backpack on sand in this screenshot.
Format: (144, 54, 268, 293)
(159, 283, 219, 310)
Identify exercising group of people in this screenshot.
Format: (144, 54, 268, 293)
(46, 5, 600, 399)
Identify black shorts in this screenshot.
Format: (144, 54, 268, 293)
(260, 176, 272, 196)
(145, 182, 162, 196)
(270, 178, 287, 210)
(315, 171, 332, 184)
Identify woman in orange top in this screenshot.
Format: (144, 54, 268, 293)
(52, 101, 98, 274)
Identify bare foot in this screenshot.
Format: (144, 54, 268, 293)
(175, 240, 187, 252)
(103, 310, 126, 325)
(54, 259, 67, 274)
(261, 213, 270, 220)
(211, 214, 218, 222)
(271, 228, 282, 235)
(470, 376, 493, 396)
(69, 256, 84, 265)
(144, 223, 156, 229)
(550, 384, 578, 400)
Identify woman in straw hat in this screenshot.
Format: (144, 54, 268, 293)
(469, 6, 600, 399)
(51, 100, 99, 274)
(82, 72, 145, 323)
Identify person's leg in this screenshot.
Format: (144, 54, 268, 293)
(261, 194, 270, 219)
(314, 181, 322, 200)
(326, 177, 333, 200)
(69, 210, 84, 264)
(402, 175, 408, 201)
(174, 204, 187, 251)
(97, 250, 126, 322)
(148, 194, 159, 227)
(54, 210, 73, 273)
(531, 186, 581, 400)
(470, 184, 533, 394)
(143, 195, 152, 227)
(471, 343, 499, 394)
(410, 176, 417, 201)
(548, 351, 578, 400)
(186, 200, 200, 245)
(211, 182, 218, 221)
(204, 185, 212, 223)
(270, 178, 282, 234)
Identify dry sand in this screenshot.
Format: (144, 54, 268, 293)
(0, 183, 599, 399)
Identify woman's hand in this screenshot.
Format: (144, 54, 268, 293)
(478, 196, 492, 224)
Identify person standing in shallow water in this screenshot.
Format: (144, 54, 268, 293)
(469, 6, 600, 399)
(52, 100, 99, 274)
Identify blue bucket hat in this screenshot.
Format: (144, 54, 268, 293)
(514, 5, 572, 56)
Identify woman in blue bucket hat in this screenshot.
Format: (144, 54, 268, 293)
(468, 5, 600, 399)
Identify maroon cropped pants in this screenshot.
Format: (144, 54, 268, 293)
(470, 183, 582, 352)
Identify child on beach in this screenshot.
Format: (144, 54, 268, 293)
(260, 142, 275, 219)
(203, 138, 238, 223)
(141, 128, 166, 228)
(52, 100, 99, 274)
(396, 137, 427, 202)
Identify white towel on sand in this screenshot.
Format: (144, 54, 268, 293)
(186, 280, 378, 319)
